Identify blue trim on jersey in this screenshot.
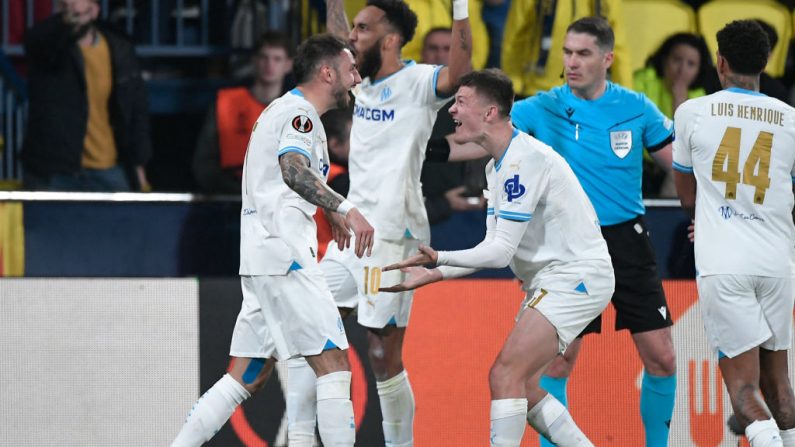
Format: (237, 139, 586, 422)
(495, 129, 521, 171)
(574, 282, 588, 294)
(791, 175, 795, 183)
(432, 65, 447, 98)
(371, 60, 416, 85)
(277, 146, 312, 160)
(288, 261, 303, 271)
(404, 229, 414, 239)
(290, 88, 304, 97)
(486, 208, 495, 215)
(323, 339, 338, 351)
(672, 161, 694, 174)
(718, 350, 727, 360)
(726, 87, 766, 97)
(497, 210, 532, 222)
(387, 316, 398, 326)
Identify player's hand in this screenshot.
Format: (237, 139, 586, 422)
(345, 208, 374, 258)
(687, 219, 695, 243)
(445, 186, 485, 211)
(325, 209, 352, 251)
(379, 266, 442, 292)
(383, 244, 438, 271)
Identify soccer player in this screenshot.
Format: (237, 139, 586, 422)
(285, 1, 472, 445)
(510, 17, 677, 447)
(673, 19, 795, 447)
(381, 68, 614, 447)
(170, 34, 373, 447)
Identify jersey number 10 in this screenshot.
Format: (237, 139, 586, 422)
(712, 127, 772, 204)
(363, 266, 382, 295)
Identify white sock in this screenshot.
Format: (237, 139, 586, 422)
(377, 370, 415, 447)
(747, 419, 783, 447)
(780, 427, 795, 447)
(490, 398, 527, 447)
(316, 371, 355, 446)
(171, 374, 250, 447)
(287, 357, 318, 447)
(527, 394, 593, 447)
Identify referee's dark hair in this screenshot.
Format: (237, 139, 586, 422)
(717, 20, 770, 76)
(567, 16, 615, 53)
(459, 69, 514, 118)
(368, 0, 419, 47)
(293, 34, 355, 84)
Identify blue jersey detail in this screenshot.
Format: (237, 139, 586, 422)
(288, 261, 303, 271)
(495, 129, 521, 171)
(726, 87, 766, 97)
(278, 146, 312, 160)
(289, 88, 304, 97)
(672, 161, 693, 173)
(371, 60, 416, 85)
(574, 282, 588, 294)
(387, 316, 398, 326)
(432, 64, 447, 98)
(511, 82, 673, 225)
(486, 208, 495, 215)
(323, 339, 338, 350)
(353, 104, 395, 121)
(497, 210, 532, 222)
(791, 175, 795, 184)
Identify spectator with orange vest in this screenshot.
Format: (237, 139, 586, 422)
(192, 32, 294, 193)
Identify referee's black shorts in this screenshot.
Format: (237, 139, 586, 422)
(580, 215, 673, 335)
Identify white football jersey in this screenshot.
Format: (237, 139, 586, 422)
(673, 88, 795, 277)
(486, 130, 611, 282)
(346, 61, 449, 242)
(239, 89, 330, 275)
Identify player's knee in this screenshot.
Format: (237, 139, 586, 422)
(234, 358, 273, 395)
(644, 348, 677, 377)
(544, 356, 574, 378)
(489, 361, 516, 393)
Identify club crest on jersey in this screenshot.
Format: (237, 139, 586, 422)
(380, 86, 392, 102)
(291, 115, 313, 133)
(504, 175, 526, 202)
(610, 130, 632, 159)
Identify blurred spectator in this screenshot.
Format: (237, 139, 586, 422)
(315, 107, 352, 259)
(634, 33, 711, 197)
(419, 28, 487, 225)
(192, 32, 294, 194)
(22, 0, 151, 192)
(481, 0, 510, 68)
(501, 0, 632, 97)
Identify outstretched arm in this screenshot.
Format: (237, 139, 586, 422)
(325, 0, 350, 40)
(433, 0, 473, 95)
(280, 152, 374, 256)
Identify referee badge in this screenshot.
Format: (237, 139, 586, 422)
(610, 130, 632, 159)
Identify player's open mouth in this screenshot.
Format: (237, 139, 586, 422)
(453, 119, 462, 127)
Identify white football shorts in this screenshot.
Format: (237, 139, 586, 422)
(518, 259, 615, 353)
(321, 237, 420, 329)
(229, 270, 349, 361)
(697, 274, 794, 358)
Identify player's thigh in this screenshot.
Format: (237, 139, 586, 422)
(246, 271, 349, 361)
(697, 274, 772, 358)
(758, 276, 794, 352)
(230, 279, 277, 359)
(319, 254, 358, 309)
(522, 260, 614, 354)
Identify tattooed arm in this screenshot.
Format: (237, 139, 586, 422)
(433, 1, 473, 96)
(279, 152, 375, 257)
(279, 152, 344, 212)
(325, 0, 350, 40)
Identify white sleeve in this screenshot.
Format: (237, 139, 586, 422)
(276, 108, 317, 160)
(411, 63, 450, 109)
(672, 101, 695, 174)
(436, 217, 526, 269)
(437, 201, 497, 279)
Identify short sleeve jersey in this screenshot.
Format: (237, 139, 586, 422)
(346, 61, 449, 242)
(485, 130, 611, 281)
(511, 82, 674, 226)
(239, 89, 330, 275)
(673, 88, 795, 277)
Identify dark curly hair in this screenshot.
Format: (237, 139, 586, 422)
(646, 33, 712, 90)
(717, 20, 770, 75)
(367, 0, 418, 47)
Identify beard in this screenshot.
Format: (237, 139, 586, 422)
(333, 86, 353, 110)
(358, 40, 383, 80)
